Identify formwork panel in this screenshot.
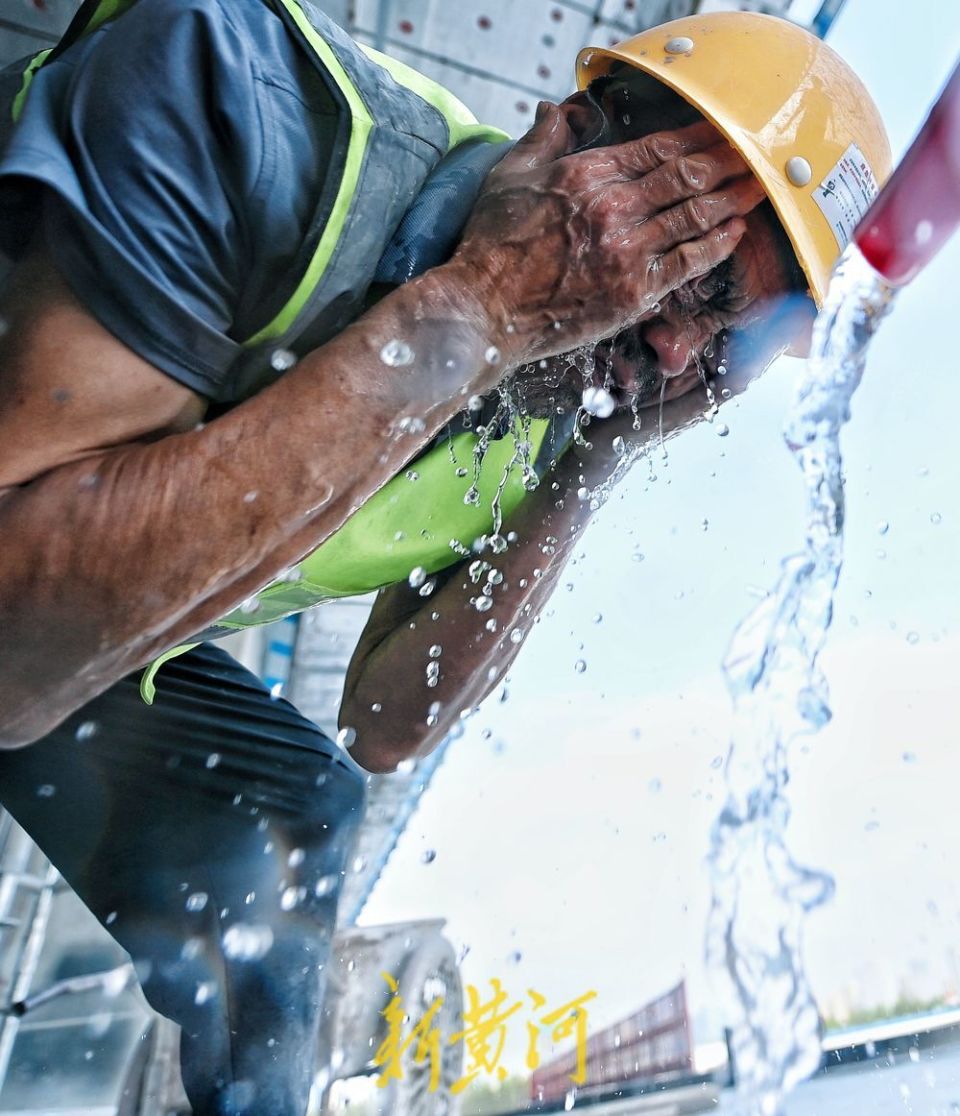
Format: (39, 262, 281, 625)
(353, 30, 548, 134)
(354, 0, 592, 94)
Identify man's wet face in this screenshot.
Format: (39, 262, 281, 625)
(510, 69, 808, 419)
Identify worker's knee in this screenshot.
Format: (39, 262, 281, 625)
(289, 752, 367, 833)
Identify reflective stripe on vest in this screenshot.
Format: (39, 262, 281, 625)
(4, 0, 567, 699)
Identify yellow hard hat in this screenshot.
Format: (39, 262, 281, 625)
(576, 12, 892, 308)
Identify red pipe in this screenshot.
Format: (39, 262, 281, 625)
(855, 60, 960, 287)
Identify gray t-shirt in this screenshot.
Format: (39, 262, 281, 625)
(0, 0, 342, 402)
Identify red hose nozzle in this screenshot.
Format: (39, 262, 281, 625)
(855, 60, 960, 287)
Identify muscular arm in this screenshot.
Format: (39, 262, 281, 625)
(340, 444, 601, 772)
(0, 107, 756, 750)
(0, 246, 497, 748)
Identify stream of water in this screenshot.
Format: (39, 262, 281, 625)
(705, 245, 898, 1116)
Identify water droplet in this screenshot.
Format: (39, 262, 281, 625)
(474, 596, 493, 612)
(396, 759, 416, 776)
(315, 874, 338, 898)
(574, 659, 586, 674)
(405, 469, 420, 482)
(222, 924, 275, 961)
(510, 628, 524, 644)
(487, 569, 504, 586)
(581, 386, 616, 419)
(195, 980, 218, 1005)
(468, 394, 483, 411)
(906, 631, 920, 645)
(421, 849, 437, 864)
(701, 517, 709, 531)
(632, 551, 645, 562)
(181, 938, 204, 961)
(396, 415, 426, 435)
(371, 702, 382, 713)
(205, 752, 221, 769)
(352, 855, 367, 873)
(380, 339, 415, 367)
(564, 1089, 577, 1111)
(419, 579, 437, 597)
(36, 784, 56, 798)
(186, 892, 209, 913)
(508, 949, 522, 964)
(931, 512, 942, 524)
(902, 751, 918, 764)
(429, 644, 442, 658)
(288, 848, 305, 868)
(408, 567, 427, 589)
(239, 597, 260, 614)
(877, 520, 889, 535)
(715, 423, 729, 437)
(243, 490, 258, 503)
(648, 777, 662, 794)
(463, 486, 481, 506)
(485, 618, 497, 632)
(593, 613, 603, 624)
(280, 885, 306, 911)
(485, 346, 501, 365)
(270, 348, 298, 372)
(337, 726, 357, 749)
(75, 721, 98, 742)
(612, 435, 626, 457)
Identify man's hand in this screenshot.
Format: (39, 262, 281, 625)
(449, 102, 764, 366)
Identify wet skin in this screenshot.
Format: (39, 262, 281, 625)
(510, 77, 810, 417)
(0, 61, 810, 757)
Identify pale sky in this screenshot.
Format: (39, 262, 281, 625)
(361, 0, 960, 1078)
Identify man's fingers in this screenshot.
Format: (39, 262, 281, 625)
(635, 144, 751, 218)
(611, 121, 721, 177)
(596, 145, 752, 223)
(506, 101, 575, 169)
(645, 175, 766, 253)
(652, 218, 747, 297)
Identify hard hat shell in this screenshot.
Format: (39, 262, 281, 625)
(576, 12, 892, 308)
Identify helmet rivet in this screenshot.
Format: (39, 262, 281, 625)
(664, 36, 694, 55)
(786, 156, 813, 187)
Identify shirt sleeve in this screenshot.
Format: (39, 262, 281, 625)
(0, 0, 274, 399)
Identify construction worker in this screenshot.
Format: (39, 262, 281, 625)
(0, 1, 890, 1112)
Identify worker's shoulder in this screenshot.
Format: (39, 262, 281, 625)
(113, 0, 280, 48)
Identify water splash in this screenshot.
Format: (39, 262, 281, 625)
(706, 247, 896, 1115)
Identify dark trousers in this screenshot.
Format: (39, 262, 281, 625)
(0, 643, 367, 1115)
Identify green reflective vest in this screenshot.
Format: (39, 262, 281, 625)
(9, 0, 564, 698)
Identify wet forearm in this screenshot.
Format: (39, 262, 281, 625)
(0, 266, 498, 747)
(342, 450, 596, 772)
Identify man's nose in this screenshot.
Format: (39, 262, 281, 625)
(641, 315, 711, 377)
